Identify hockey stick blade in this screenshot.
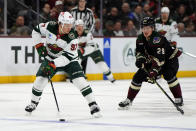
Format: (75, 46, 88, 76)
(177, 106, 184, 115)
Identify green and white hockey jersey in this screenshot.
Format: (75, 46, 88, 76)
(78, 29, 99, 56)
(32, 21, 79, 67)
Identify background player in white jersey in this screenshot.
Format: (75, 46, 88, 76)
(70, 0, 95, 74)
(155, 7, 180, 47)
(25, 12, 101, 117)
(75, 19, 116, 83)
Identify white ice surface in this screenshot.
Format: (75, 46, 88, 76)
(0, 78, 196, 131)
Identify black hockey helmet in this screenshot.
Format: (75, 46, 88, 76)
(141, 17, 155, 28)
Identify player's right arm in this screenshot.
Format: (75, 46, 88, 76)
(135, 35, 147, 68)
(32, 22, 50, 57)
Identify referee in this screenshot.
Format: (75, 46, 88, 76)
(70, 0, 95, 74)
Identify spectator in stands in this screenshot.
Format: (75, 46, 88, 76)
(105, 7, 120, 24)
(0, 17, 3, 34)
(178, 23, 186, 36)
(64, 0, 77, 11)
(55, 0, 64, 14)
(143, 3, 152, 17)
(185, 22, 196, 36)
(40, 3, 51, 23)
(93, 18, 103, 36)
(128, 0, 146, 9)
(49, 7, 58, 21)
(173, 4, 189, 25)
(123, 20, 137, 36)
(120, 2, 132, 27)
(189, 10, 196, 28)
(129, 5, 143, 30)
(113, 20, 124, 36)
(10, 16, 31, 36)
(91, 6, 98, 19)
(103, 20, 115, 37)
(148, 0, 159, 16)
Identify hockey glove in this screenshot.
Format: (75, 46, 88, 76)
(148, 68, 158, 79)
(170, 41, 177, 47)
(42, 60, 56, 76)
(135, 57, 146, 68)
(146, 68, 159, 84)
(35, 43, 48, 57)
(79, 47, 85, 55)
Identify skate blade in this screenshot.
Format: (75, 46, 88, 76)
(92, 112, 102, 118)
(118, 106, 130, 110)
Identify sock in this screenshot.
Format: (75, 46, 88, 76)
(168, 78, 182, 98)
(169, 83, 182, 98)
(81, 85, 95, 104)
(127, 83, 141, 101)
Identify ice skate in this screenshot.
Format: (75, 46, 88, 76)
(118, 98, 132, 110)
(25, 101, 39, 114)
(110, 79, 116, 83)
(89, 102, 102, 118)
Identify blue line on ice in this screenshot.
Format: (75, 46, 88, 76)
(0, 118, 196, 131)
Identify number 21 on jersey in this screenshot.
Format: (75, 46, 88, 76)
(157, 48, 165, 54)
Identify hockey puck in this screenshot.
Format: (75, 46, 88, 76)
(59, 119, 65, 122)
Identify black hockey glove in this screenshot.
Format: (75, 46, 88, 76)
(35, 43, 48, 57)
(135, 56, 146, 68)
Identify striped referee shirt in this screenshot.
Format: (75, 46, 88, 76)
(70, 6, 95, 32)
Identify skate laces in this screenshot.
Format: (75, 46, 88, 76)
(90, 104, 100, 111)
(26, 103, 36, 109)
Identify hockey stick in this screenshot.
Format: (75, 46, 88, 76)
(43, 57, 60, 113)
(143, 68, 184, 115)
(182, 51, 196, 58)
(48, 76, 60, 112)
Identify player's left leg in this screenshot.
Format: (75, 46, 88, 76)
(65, 61, 101, 117)
(162, 59, 183, 106)
(90, 49, 115, 83)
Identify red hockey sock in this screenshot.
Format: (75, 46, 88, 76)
(127, 87, 140, 101)
(169, 84, 182, 98)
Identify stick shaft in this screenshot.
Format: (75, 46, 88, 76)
(48, 77, 60, 112)
(183, 51, 196, 58)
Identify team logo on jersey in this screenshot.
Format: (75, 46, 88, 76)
(153, 37, 161, 44)
(68, 32, 75, 39)
(48, 33, 52, 39)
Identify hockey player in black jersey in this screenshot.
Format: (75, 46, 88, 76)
(118, 17, 183, 110)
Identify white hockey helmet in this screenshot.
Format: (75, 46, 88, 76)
(58, 12, 74, 25)
(75, 19, 84, 26)
(161, 7, 170, 14)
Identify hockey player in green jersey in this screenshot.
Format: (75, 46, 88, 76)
(25, 12, 101, 118)
(75, 19, 116, 83)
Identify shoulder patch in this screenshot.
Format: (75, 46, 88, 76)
(153, 37, 161, 44)
(68, 32, 75, 39)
